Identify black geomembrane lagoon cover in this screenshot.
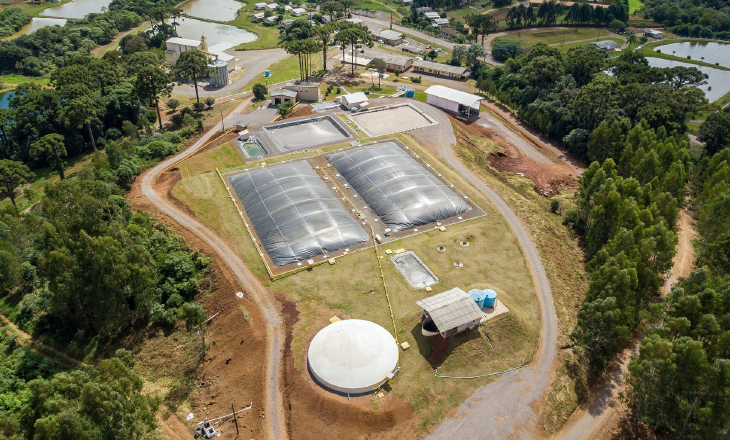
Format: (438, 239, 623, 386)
(229, 161, 369, 266)
(326, 142, 471, 231)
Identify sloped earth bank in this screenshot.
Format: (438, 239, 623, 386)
(127, 170, 267, 439)
(452, 117, 579, 196)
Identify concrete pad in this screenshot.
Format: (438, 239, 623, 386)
(483, 299, 509, 321)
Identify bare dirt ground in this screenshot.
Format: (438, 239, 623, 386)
(452, 117, 579, 196)
(127, 171, 268, 440)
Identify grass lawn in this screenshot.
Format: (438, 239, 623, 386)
(628, 0, 644, 14)
(494, 27, 615, 48)
(171, 132, 540, 432)
(341, 80, 398, 97)
(0, 73, 50, 87)
(556, 37, 624, 54)
(226, 3, 284, 50)
(446, 5, 487, 22)
(639, 38, 730, 72)
(177, 140, 246, 179)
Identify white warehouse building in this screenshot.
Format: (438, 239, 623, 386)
(424, 85, 481, 119)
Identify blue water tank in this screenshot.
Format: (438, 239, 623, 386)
(483, 289, 497, 308)
(469, 289, 487, 309)
(406, 89, 415, 98)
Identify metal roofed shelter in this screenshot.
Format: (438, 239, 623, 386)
(308, 319, 399, 394)
(424, 11, 441, 20)
(413, 60, 471, 80)
(326, 142, 471, 231)
(229, 161, 369, 266)
(424, 85, 481, 119)
(337, 92, 369, 110)
(589, 40, 620, 52)
(417, 288, 486, 338)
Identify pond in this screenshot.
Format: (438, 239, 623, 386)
(173, 17, 256, 46)
(10, 18, 68, 38)
(40, 0, 113, 19)
(646, 57, 730, 102)
(655, 41, 730, 69)
(181, 0, 243, 22)
(0, 91, 14, 110)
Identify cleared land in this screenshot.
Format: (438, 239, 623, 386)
(493, 27, 615, 49)
(171, 132, 540, 436)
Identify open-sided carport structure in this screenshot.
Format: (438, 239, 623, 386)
(326, 142, 471, 231)
(424, 85, 481, 119)
(228, 161, 369, 266)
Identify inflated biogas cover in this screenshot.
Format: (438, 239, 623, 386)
(229, 161, 369, 266)
(326, 142, 471, 231)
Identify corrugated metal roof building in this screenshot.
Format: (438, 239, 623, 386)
(417, 288, 486, 337)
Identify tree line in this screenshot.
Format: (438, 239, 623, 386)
(0, 6, 31, 38)
(642, 0, 730, 40)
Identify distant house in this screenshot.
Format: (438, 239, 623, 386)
(292, 7, 307, 16)
(413, 59, 470, 80)
(440, 27, 458, 39)
(401, 0, 413, 4)
(644, 28, 664, 39)
(415, 6, 432, 12)
(373, 29, 404, 46)
(279, 18, 294, 27)
(264, 3, 278, 11)
(433, 18, 450, 27)
(424, 11, 441, 20)
(362, 50, 414, 72)
(253, 2, 267, 9)
(588, 40, 620, 52)
(252, 12, 265, 22)
(265, 15, 279, 24)
(346, 17, 363, 25)
(284, 5, 293, 12)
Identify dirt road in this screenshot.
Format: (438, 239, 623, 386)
(138, 96, 288, 440)
(409, 105, 558, 440)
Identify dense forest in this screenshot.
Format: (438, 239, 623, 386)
(643, 0, 730, 39)
(0, 6, 31, 38)
(473, 29, 730, 436)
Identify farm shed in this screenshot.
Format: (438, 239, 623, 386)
(417, 288, 487, 338)
(424, 85, 481, 119)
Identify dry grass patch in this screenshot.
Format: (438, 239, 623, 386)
(177, 140, 246, 178)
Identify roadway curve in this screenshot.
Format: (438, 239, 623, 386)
(424, 126, 557, 440)
(138, 97, 288, 440)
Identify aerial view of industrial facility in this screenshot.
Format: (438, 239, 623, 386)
(0, 0, 726, 438)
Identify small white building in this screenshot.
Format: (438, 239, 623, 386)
(424, 85, 481, 119)
(337, 92, 369, 110)
(373, 29, 404, 46)
(433, 18, 450, 27)
(424, 11, 441, 20)
(265, 15, 279, 24)
(346, 17, 363, 25)
(645, 28, 664, 39)
(253, 2, 267, 9)
(265, 3, 279, 11)
(401, 0, 413, 4)
(292, 7, 307, 16)
(279, 18, 294, 27)
(417, 288, 486, 338)
(253, 12, 265, 22)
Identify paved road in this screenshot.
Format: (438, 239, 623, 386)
(356, 15, 457, 50)
(173, 48, 289, 98)
(139, 96, 288, 440)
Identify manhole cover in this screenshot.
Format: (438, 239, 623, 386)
(437, 246, 445, 252)
(454, 262, 463, 268)
(460, 241, 469, 247)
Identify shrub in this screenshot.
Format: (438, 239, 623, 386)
(192, 101, 206, 113)
(166, 98, 180, 112)
(252, 83, 268, 100)
(204, 97, 215, 109)
(410, 76, 422, 83)
(550, 198, 561, 213)
(492, 38, 522, 62)
(170, 113, 185, 126)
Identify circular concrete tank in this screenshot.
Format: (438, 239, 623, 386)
(308, 319, 399, 394)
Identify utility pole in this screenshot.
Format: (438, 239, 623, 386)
(220, 108, 225, 131)
(232, 401, 239, 436)
(390, 12, 393, 30)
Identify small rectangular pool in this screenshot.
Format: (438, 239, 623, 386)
(390, 251, 438, 289)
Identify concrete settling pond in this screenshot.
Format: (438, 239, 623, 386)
(655, 41, 730, 68)
(647, 57, 730, 102)
(181, 0, 242, 21)
(40, 0, 112, 19)
(349, 104, 436, 136)
(263, 116, 352, 151)
(390, 251, 438, 289)
(173, 17, 257, 46)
